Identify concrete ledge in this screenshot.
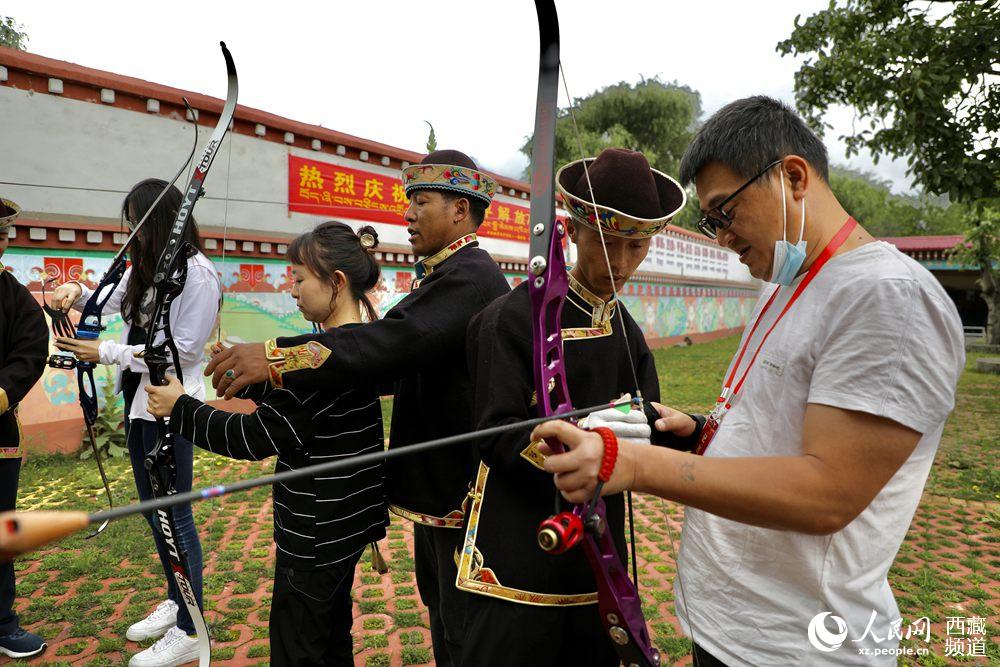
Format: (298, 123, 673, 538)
(976, 358, 1000, 374)
(967, 343, 1000, 354)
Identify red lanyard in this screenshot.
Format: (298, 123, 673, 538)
(694, 217, 858, 455)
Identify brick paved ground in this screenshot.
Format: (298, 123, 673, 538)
(4, 459, 996, 666)
(2, 456, 701, 666)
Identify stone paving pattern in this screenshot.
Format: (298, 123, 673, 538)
(3, 455, 996, 665)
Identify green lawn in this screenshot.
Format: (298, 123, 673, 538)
(7, 334, 998, 665)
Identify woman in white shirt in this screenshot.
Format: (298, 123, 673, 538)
(51, 178, 221, 667)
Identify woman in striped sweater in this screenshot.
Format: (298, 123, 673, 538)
(147, 221, 388, 666)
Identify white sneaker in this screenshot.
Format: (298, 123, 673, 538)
(126, 600, 178, 641)
(128, 626, 200, 667)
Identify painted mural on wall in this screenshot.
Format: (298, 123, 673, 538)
(4, 249, 757, 433)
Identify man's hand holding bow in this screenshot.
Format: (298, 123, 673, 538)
(204, 342, 268, 399)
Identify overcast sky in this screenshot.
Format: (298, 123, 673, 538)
(4, 0, 917, 193)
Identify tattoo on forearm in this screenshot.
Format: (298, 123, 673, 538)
(681, 461, 695, 482)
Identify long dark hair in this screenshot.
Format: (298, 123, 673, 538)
(287, 222, 382, 322)
(121, 178, 204, 326)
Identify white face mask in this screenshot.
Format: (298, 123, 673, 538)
(769, 172, 807, 285)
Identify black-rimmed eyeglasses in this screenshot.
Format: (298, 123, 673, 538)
(696, 159, 783, 240)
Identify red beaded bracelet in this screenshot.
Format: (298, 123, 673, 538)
(589, 426, 618, 482)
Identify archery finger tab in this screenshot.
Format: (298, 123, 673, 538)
(0, 511, 89, 561)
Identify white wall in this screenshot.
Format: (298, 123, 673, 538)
(0, 85, 754, 284)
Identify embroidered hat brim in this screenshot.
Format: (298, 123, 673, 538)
(556, 155, 686, 238)
(0, 198, 21, 230)
(401, 163, 497, 206)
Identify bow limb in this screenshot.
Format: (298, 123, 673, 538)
(214, 103, 236, 347)
(141, 42, 239, 667)
(527, 2, 660, 665)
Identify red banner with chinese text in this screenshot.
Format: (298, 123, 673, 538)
(288, 155, 531, 242)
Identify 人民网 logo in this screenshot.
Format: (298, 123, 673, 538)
(808, 612, 849, 652)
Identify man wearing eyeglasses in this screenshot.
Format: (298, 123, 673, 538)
(530, 96, 965, 666)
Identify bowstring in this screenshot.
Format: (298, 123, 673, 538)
(558, 62, 701, 665)
(557, 64, 642, 395)
(217, 120, 234, 345)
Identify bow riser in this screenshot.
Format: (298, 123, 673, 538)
(73, 261, 129, 424)
(528, 221, 572, 423)
(582, 504, 658, 666)
(76, 260, 128, 341)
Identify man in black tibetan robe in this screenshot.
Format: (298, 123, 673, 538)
(459, 149, 691, 666)
(0, 198, 49, 660)
(206, 150, 510, 666)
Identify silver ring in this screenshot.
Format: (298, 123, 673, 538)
(225, 369, 237, 379)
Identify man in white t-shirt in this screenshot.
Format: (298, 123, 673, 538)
(530, 96, 965, 666)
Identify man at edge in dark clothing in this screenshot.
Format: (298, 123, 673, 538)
(0, 197, 49, 660)
(205, 150, 510, 666)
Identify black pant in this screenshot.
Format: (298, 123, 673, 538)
(692, 642, 730, 666)
(413, 524, 467, 667)
(270, 558, 359, 666)
(0, 457, 21, 635)
(461, 593, 618, 667)
(124, 413, 203, 634)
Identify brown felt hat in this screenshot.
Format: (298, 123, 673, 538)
(556, 148, 686, 238)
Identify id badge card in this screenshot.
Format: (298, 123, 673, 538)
(694, 400, 729, 456)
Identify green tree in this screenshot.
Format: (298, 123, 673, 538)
(829, 167, 967, 238)
(424, 121, 437, 152)
(779, 0, 1000, 342)
(950, 206, 1000, 344)
(777, 0, 998, 203)
(520, 76, 702, 182)
(0, 16, 28, 50)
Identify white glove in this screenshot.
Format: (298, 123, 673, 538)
(578, 395, 651, 445)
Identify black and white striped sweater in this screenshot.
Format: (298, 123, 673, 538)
(169, 373, 387, 570)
